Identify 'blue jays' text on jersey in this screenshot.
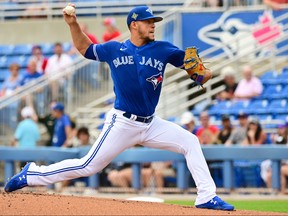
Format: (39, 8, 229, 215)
(85, 40, 185, 116)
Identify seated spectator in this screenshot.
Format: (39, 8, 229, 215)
(180, 111, 197, 134)
(20, 59, 42, 86)
(102, 17, 121, 42)
(68, 23, 99, 57)
(263, 0, 288, 10)
(70, 126, 94, 147)
(225, 112, 249, 145)
(45, 42, 73, 100)
(11, 106, 40, 148)
(1, 63, 22, 97)
(51, 102, 73, 147)
(260, 123, 287, 189)
(217, 114, 233, 144)
(29, 45, 48, 74)
(196, 111, 219, 145)
(270, 123, 288, 145)
(216, 66, 238, 101)
(234, 65, 263, 100)
(242, 118, 267, 145)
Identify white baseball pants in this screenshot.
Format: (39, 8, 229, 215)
(27, 108, 216, 205)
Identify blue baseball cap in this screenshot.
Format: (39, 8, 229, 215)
(52, 102, 64, 112)
(127, 6, 163, 27)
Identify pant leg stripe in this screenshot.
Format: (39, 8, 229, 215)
(27, 114, 117, 176)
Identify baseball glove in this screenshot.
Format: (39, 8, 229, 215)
(183, 46, 211, 88)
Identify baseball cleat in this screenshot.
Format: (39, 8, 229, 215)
(195, 196, 234, 211)
(4, 162, 31, 193)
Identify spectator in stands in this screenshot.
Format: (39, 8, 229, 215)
(234, 65, 263, 100)
(102, 17, 121, 42)
(45, 42, 73, 100)
(263, 0, 288, 10)
(260, 123, 287, 189)
(271, 123, 288, 145)
(51, 102, 73, 147)
(68, 23, 99, 57)
(196, 111, 219, 145)
(242, 118, 267, 145)
(74, 127, 92, 146)
(216, 66, 238, 101)
(225, 112, 249, 145)
(20, 59, 42, 86)
(180, 111, 197, 134)
(1, 63, 22, 97)
(11, 106, 40, 148)
(29, 45, 48, 74)
(217, 114, 233, 144)
(38, 101, 56, 146)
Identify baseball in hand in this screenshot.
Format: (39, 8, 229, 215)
(64, 5, 75, 16)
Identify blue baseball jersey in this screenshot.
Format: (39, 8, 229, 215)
(85, 39, 185, 116)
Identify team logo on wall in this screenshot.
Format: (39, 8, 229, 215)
(198, 11, 283, 58)
(146, 73, 163, 90)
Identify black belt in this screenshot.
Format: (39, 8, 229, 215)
(123, 112, 153, 123)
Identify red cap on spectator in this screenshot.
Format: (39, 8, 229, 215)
(103, 17, 116, 26)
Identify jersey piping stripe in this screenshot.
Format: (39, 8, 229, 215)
(26, 114, 117, 176)
(92, 44, 99, 61)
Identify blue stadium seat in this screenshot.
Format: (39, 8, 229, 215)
(6, 56, 29, 68)
(208, 101, 232, 116)
(0, 56, 8, 68)
(0, 45, 15, 56)
(277, 72, 288, 85)
(228, 100, 250, 115)
(274, 114, 288, 121)
(260, 84, 283, 99)
(40, 43, 54, 55)
(246, 99, 269, 115)
(0, 69, 10, 81)
(268, 99, 288, 114)
(62, 42, 72, 53)
(260, 70, 279, 85)
(280, 85, 288, 99)
(13, 44, 33, 55)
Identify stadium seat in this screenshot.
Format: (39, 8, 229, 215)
(228, 100, 250, 115)
(6, 56, 29, 68)
(267, 99, 288, 114)
(277, 72, 288, 85)
(40, 43, 54, 55)
(245, 99, 269, 115)
(13, 44, 33, 55)
(0, 56, 8, 68)
(0, 69, 10, 82)
(280, 85, 288, 99)
(0, 44, 15, 56)
(260, 84, 283, 99)
(259, 70, 279, 85)
(208, 101, 232, 116)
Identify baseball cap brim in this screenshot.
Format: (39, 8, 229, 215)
(139, 16, 163, 23)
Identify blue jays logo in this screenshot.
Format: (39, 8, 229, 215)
(198, 11, 284, 58)
(146, 73, 163, 90)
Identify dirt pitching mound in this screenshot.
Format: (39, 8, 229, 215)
(0, 192, 286, 215)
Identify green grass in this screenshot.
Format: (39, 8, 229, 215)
(165, 200, 288, 213)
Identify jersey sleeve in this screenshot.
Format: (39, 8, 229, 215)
(84, 41, 118, 62)
(166, 43, 185, 68)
